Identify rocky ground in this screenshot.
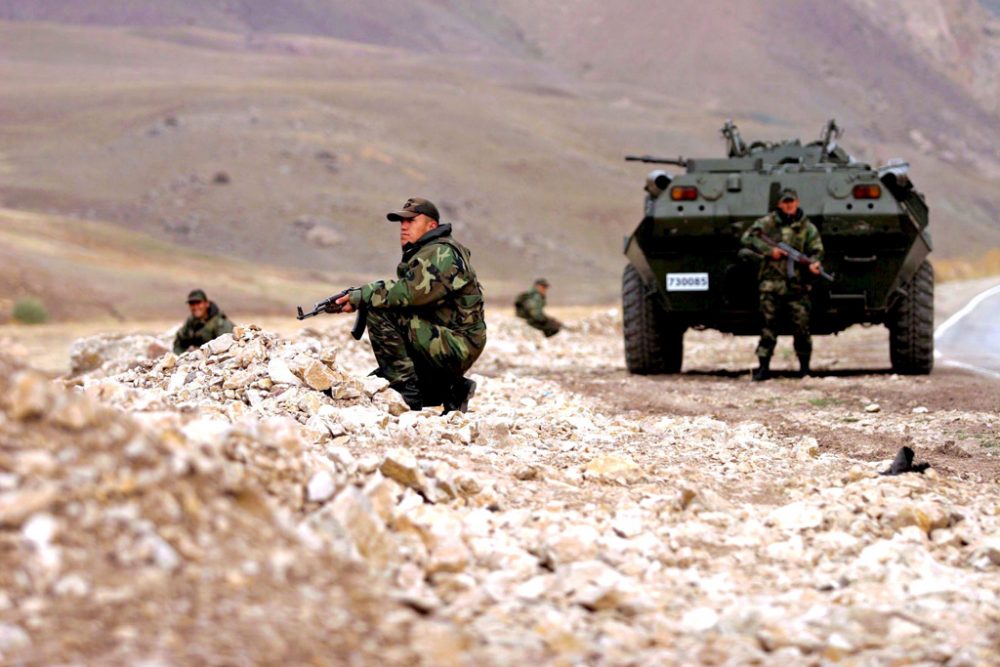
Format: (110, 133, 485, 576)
(1, 309, 999, 665)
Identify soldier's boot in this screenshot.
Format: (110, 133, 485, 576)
(443, 377, 477, 414)
(752, 356, 771, 382)
(389, 380, 423, 411)
(797, 354, 811, 378)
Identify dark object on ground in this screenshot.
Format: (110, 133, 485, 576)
(752, 357, 770, 382)
(443, 378, 477, 414)
(880, 446, 931, 475)
(213, 171, 231, 184)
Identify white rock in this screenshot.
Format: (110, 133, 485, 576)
(380, 448, 426, 491)
(205, 333, 235, 355)
(911, 406, 929, 414)
(768, 501, 824, 531)
(267, 358, 300, 385)
(150, 534, 181, 571)
(54, 573, 90, 597)
(975, 537, 1000, 567)
(612, 507, 644, 538)
(766, 535, 805, 561)
(22, 513, 57, 546)
(361, 375, 390, 397)
(167, 370, 187, 393)
(306, 470, 337, 503)
(303, 415, 333, 442)
(514, 575, 550, 601)
(0, 623, 31, 654)
(865, 403, 881, 413)
(337, 405, 389, 431)
(181, 418, 231, 445)
(562, 560, 646, 614)
(681, 607, 720, 633)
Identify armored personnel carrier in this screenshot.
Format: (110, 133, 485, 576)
(623, 120, 932, 375)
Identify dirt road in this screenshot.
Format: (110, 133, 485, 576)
(936, 281, 1000, 379)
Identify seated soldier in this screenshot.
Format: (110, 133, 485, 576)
(515, 278, 561, 337)
(172, 289, 235, 354)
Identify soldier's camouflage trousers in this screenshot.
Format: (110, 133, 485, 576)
(755, 292, 811, 359)
(366, 308, 484, 385)
(527, 317, 562, 338)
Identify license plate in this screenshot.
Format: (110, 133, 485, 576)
(666, 272, 709, 292)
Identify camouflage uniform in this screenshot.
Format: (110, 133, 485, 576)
(741, 210, 824, 360)
(173, 302, 234, 354)
(348, 224, 486, 389)
(515, 287, 561, 337)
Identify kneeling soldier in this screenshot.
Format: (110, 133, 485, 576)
(333, 198, 486, 412)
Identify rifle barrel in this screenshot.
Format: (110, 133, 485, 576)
(625, 155, 688, 166)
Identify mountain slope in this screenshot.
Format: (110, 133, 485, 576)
(0, 2, 997, 317)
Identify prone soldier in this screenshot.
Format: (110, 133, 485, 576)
(741, 188, 825, 381)
(332, 198, 486, 412)
(514, 278, 561, 337)
(173, 289, 235, 354)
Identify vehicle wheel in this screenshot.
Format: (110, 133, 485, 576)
(622, 264, 684, 374)
(888, 260, 934, 374)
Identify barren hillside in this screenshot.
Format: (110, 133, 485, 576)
(1, 1, 998, 319)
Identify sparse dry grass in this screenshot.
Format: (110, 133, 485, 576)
(936, 249, 1000, 282)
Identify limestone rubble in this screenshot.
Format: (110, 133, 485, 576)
(2, 313, 999, 665)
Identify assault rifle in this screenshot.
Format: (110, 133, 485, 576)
(296, 288, 368, 340)
(754, 232, 835, 282)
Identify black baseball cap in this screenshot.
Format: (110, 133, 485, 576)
(186, 289, 208, 303)
(779, 188, 799, 202)
(387, 197, 440, 222)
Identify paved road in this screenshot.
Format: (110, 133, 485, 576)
(935, 283, 1000, 379)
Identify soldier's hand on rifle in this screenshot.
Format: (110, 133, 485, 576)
(770, 247, 788, 260)
(335, 291, 355, 313)
(809, 262, 822, 275)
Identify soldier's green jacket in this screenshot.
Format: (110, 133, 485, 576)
(349, 224, 486, 344)
(741, 210, 824, 294)
(172, 302, 234, 354)
(515, 288, 548, 326)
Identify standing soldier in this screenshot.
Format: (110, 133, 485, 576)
(332, 198, 486, 412)
(515, 278, 562, 337)
(173, 289, 235, 354)
(741, 188, 824, 381)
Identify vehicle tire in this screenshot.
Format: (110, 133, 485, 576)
(888, 260, 934, 374)
(622, 264, 684, 374)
